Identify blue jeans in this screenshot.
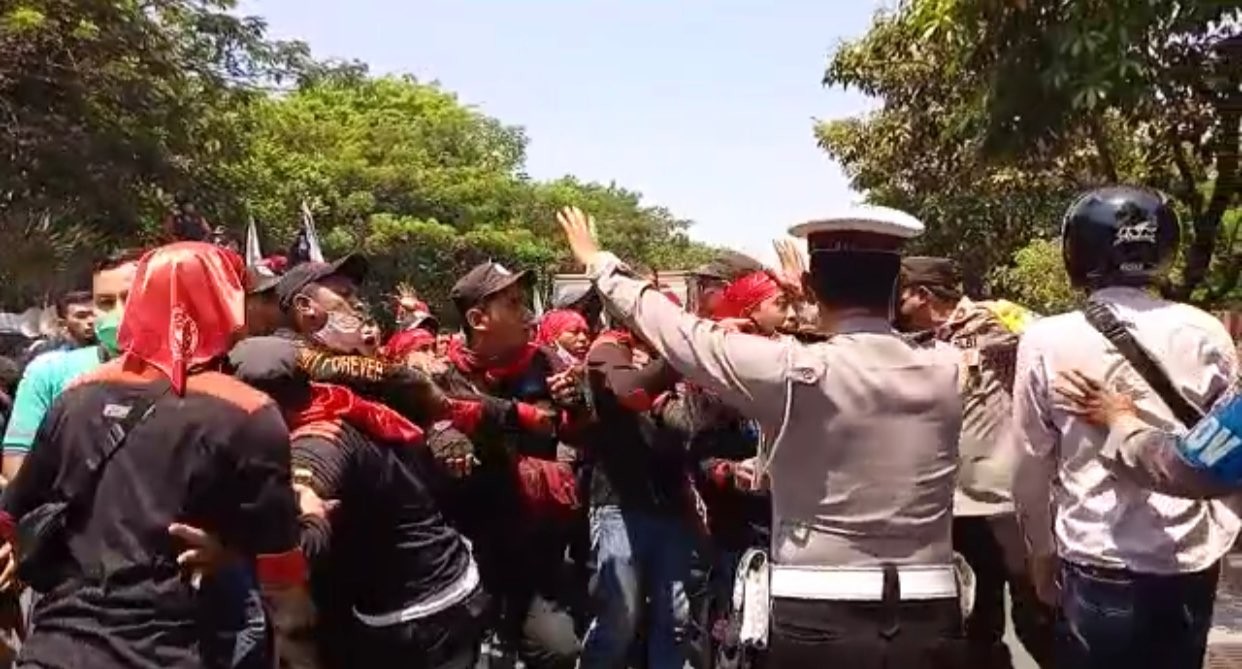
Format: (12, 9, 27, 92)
(201, 563, 270, 669)
(1057, 560, 1219, 669)
(579, 506, 693, 669)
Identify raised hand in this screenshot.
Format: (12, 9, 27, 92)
(772, 238, 807, 299)
(557, 206, 602, 269)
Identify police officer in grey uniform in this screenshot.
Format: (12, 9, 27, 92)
(556, 205, 967, 667)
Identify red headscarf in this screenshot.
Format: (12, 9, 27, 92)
(286, 383, 424, 445)
(536, 309, 589, 348)
(711, 271, 782, 320)
(382, 328, 438, 361)
(118, 242, 246, 394)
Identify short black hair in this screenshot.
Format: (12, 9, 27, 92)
(55, 290, 93, 319)
(93, 248, 144, 274)
(0, 356, 20, 395)
(807, 251, 901, 311)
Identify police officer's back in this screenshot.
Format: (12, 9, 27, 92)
(555, 205, 967, 668)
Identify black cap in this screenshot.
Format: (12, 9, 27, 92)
(227, 336, 311, 408)
(449, 262, 533, 314)
(901, 256, 961, 289)
(275, 254, 369, 309)
(246, 266, 281, 296)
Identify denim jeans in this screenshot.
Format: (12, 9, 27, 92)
(1057, 560, 1219, 669)
(200, 563, 270, 669)
(579, 506, 694, 669)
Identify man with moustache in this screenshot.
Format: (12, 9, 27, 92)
(895, 256, 1051, 669)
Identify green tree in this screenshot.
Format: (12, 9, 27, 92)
(0, 6, 713, 313)
(819, 0, 1240, 304)
(989, 238, 1079, 315)
(0, 0, 312, 306)
(232, 75, 714, 321)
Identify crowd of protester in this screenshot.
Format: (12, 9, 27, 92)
(0, 188, 1236, 669)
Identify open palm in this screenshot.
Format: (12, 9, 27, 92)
(557, 206, 601, 268)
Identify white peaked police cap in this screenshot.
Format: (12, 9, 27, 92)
(787, 204, 925, 241)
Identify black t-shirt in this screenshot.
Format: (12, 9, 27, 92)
(434, 347, 579, 600)
(664, 387, 770, 551)
(0, 364, 299, 669)
(582, 341, 686, 513)
(292, 422, 469, 618)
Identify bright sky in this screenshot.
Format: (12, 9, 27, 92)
(240, 0, 882, 266)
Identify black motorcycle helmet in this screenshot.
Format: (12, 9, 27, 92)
(1061, 185, 1180, 289)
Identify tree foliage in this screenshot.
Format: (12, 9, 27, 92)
(988, 238, 1079, 315)
(819, 0, 1241, 305)
(0, 0, 312, 236)
(0, 7, 713, 311)
(229, 75, 714, 321)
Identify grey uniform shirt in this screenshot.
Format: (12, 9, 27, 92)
(937, 298, 1024, 517)
(589, 253, 964, 568)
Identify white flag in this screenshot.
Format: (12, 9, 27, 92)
(300, 200, 325, 263)
(244, 216, 264, 267)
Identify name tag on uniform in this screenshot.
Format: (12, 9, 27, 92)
(1176, 393, 1242, 483)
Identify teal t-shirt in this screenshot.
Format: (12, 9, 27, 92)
(2, 346, 104, 453)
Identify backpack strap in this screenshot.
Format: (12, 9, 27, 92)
(1081, 300, 1204, 426)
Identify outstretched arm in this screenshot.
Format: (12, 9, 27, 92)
(557, 206, 796, 426)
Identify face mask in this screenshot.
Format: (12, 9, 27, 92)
(95, 310, 122, 355)
(312, 308, 368, 354)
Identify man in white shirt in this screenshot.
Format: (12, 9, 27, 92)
(1012, 186, 1239, 669)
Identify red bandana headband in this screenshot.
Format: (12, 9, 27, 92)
(382, 328, 437, 361)
(711, 271, 782, 320)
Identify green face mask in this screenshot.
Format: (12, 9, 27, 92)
(95, 309, 122, 355)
